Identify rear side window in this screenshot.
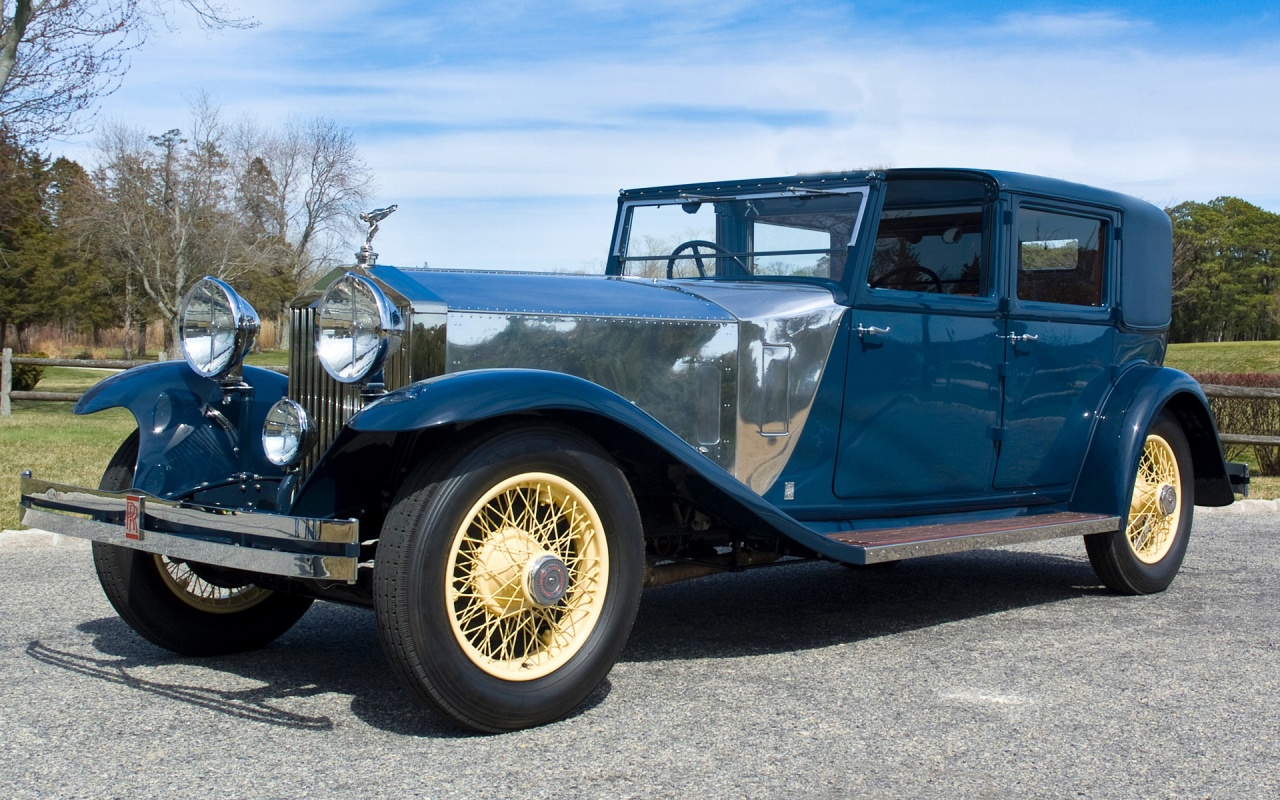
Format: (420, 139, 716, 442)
(1016, 209, 1106, 307)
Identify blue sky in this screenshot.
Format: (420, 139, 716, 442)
(54, 1, 1280, 271)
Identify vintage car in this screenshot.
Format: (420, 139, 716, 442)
(20, 168, 1242, 732)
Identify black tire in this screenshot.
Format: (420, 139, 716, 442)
(91, 430, 313, 656)
(1084, 412, 1194, 595)
(374, 425, 644, 733)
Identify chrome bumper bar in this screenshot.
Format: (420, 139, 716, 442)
(18, 474, 359, 583)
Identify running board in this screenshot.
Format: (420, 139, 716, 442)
(826, 512, 1120, 565)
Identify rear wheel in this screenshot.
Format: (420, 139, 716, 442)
(374, 425, 644, 732)
(91, 430, 313, 656)
(1085, 412, 1194, 595)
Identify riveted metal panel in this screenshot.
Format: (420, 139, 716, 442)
(448, 312, 739, 469)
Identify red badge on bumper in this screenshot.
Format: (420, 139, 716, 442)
(124, 494, 144, 541)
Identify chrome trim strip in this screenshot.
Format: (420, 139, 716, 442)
(19, 476, 359, 582)
(21, 476, 357, 544)
(19, 508, 356, 582)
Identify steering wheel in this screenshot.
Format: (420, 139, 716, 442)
(666, 240, 747, 279)
(870, 265, 943, 293)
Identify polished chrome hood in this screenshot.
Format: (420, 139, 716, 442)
(377, 269, 847, 494)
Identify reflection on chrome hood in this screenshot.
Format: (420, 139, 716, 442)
(376, 268, 847, 494)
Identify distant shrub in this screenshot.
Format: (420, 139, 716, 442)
(10, 352, 49, 392)
(1194, 372, 1280, 475)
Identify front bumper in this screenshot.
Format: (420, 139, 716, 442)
(18, 474, 359, 583)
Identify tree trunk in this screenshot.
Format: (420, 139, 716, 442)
(164, 313, 180, 358)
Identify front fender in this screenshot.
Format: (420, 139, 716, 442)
(1072, 365, 1232, 515)
(75, 362, 289, 498)
(297, 369, 860, 561)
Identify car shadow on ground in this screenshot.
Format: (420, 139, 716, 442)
(623, 547, 1104, 662)
(27, 545, 1103, 737)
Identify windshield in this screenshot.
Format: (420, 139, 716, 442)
(617, 188, 868, 281)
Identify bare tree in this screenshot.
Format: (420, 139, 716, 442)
(233, 116, 374, 285)
(75, 100, 375, 352)
(0, 0, 252, 143)
(230, 115, 374, 335)
(82, 100, 251, 351)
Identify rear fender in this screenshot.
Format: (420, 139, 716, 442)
(1072, 365, 1232, 515)
(74, 362, 289, 497)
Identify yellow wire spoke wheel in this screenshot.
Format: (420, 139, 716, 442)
(1125, 434, 1182, 564)
(445, 472, 609, 681)
(153, 555, 273, 614)
(1084, 412, 1194, 596)
(374, 426, 643, 731)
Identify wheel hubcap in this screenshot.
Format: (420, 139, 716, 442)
(1127, 434, 1181, 564)
(446, 472, 609, 680)
(526, 554, 570, 607)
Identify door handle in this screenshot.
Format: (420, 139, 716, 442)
(998, 333, 1038, 343)
(856, 324, 891, 337)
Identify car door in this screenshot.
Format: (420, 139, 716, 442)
(994, 200, 1118, 491)
(834, 189, 1003, 501)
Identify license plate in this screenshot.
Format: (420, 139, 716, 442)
(124, 494, 144, 541)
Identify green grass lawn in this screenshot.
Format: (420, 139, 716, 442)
(246, 351, 289, 368)
(1, 402, 137, 530)
(30, 366, 114, 393)
(1165, 340, 1280, 374)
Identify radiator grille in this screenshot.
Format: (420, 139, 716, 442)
(288, 306, 412, 477)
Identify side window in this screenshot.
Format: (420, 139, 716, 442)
(751, 219, 849, 279)
(868, 206, 987, 295)
(1016, 209, 1106, 307)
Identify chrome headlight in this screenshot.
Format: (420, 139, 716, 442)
(315, 272, 404, 384)
(180, 277, 260, 380)
(262, 398, 312, 467)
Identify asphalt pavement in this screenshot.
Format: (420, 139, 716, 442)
(1, 506, 1276, 799)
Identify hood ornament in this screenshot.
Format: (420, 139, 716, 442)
(356, 204, 398, 267)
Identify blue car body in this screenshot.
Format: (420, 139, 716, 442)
(41, 168, 1233, 573)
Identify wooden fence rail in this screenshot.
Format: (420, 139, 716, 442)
(1200, 384, 1280, 400)
(1199, 383, 1280, 448)
(1, 349, 287, 416)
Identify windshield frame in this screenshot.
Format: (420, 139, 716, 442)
(608, 184, 872, 287)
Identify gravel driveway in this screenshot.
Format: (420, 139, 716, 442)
(1, 506, 1276, 799)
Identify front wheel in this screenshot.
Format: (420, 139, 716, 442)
(1085, 412, 1194, 595)
(92, 431, 313, 656)
(374, 425, 644, 732)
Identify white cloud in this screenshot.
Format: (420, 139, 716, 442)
(50, 2, 1280, 270)
(991, 11, 1140, 40)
